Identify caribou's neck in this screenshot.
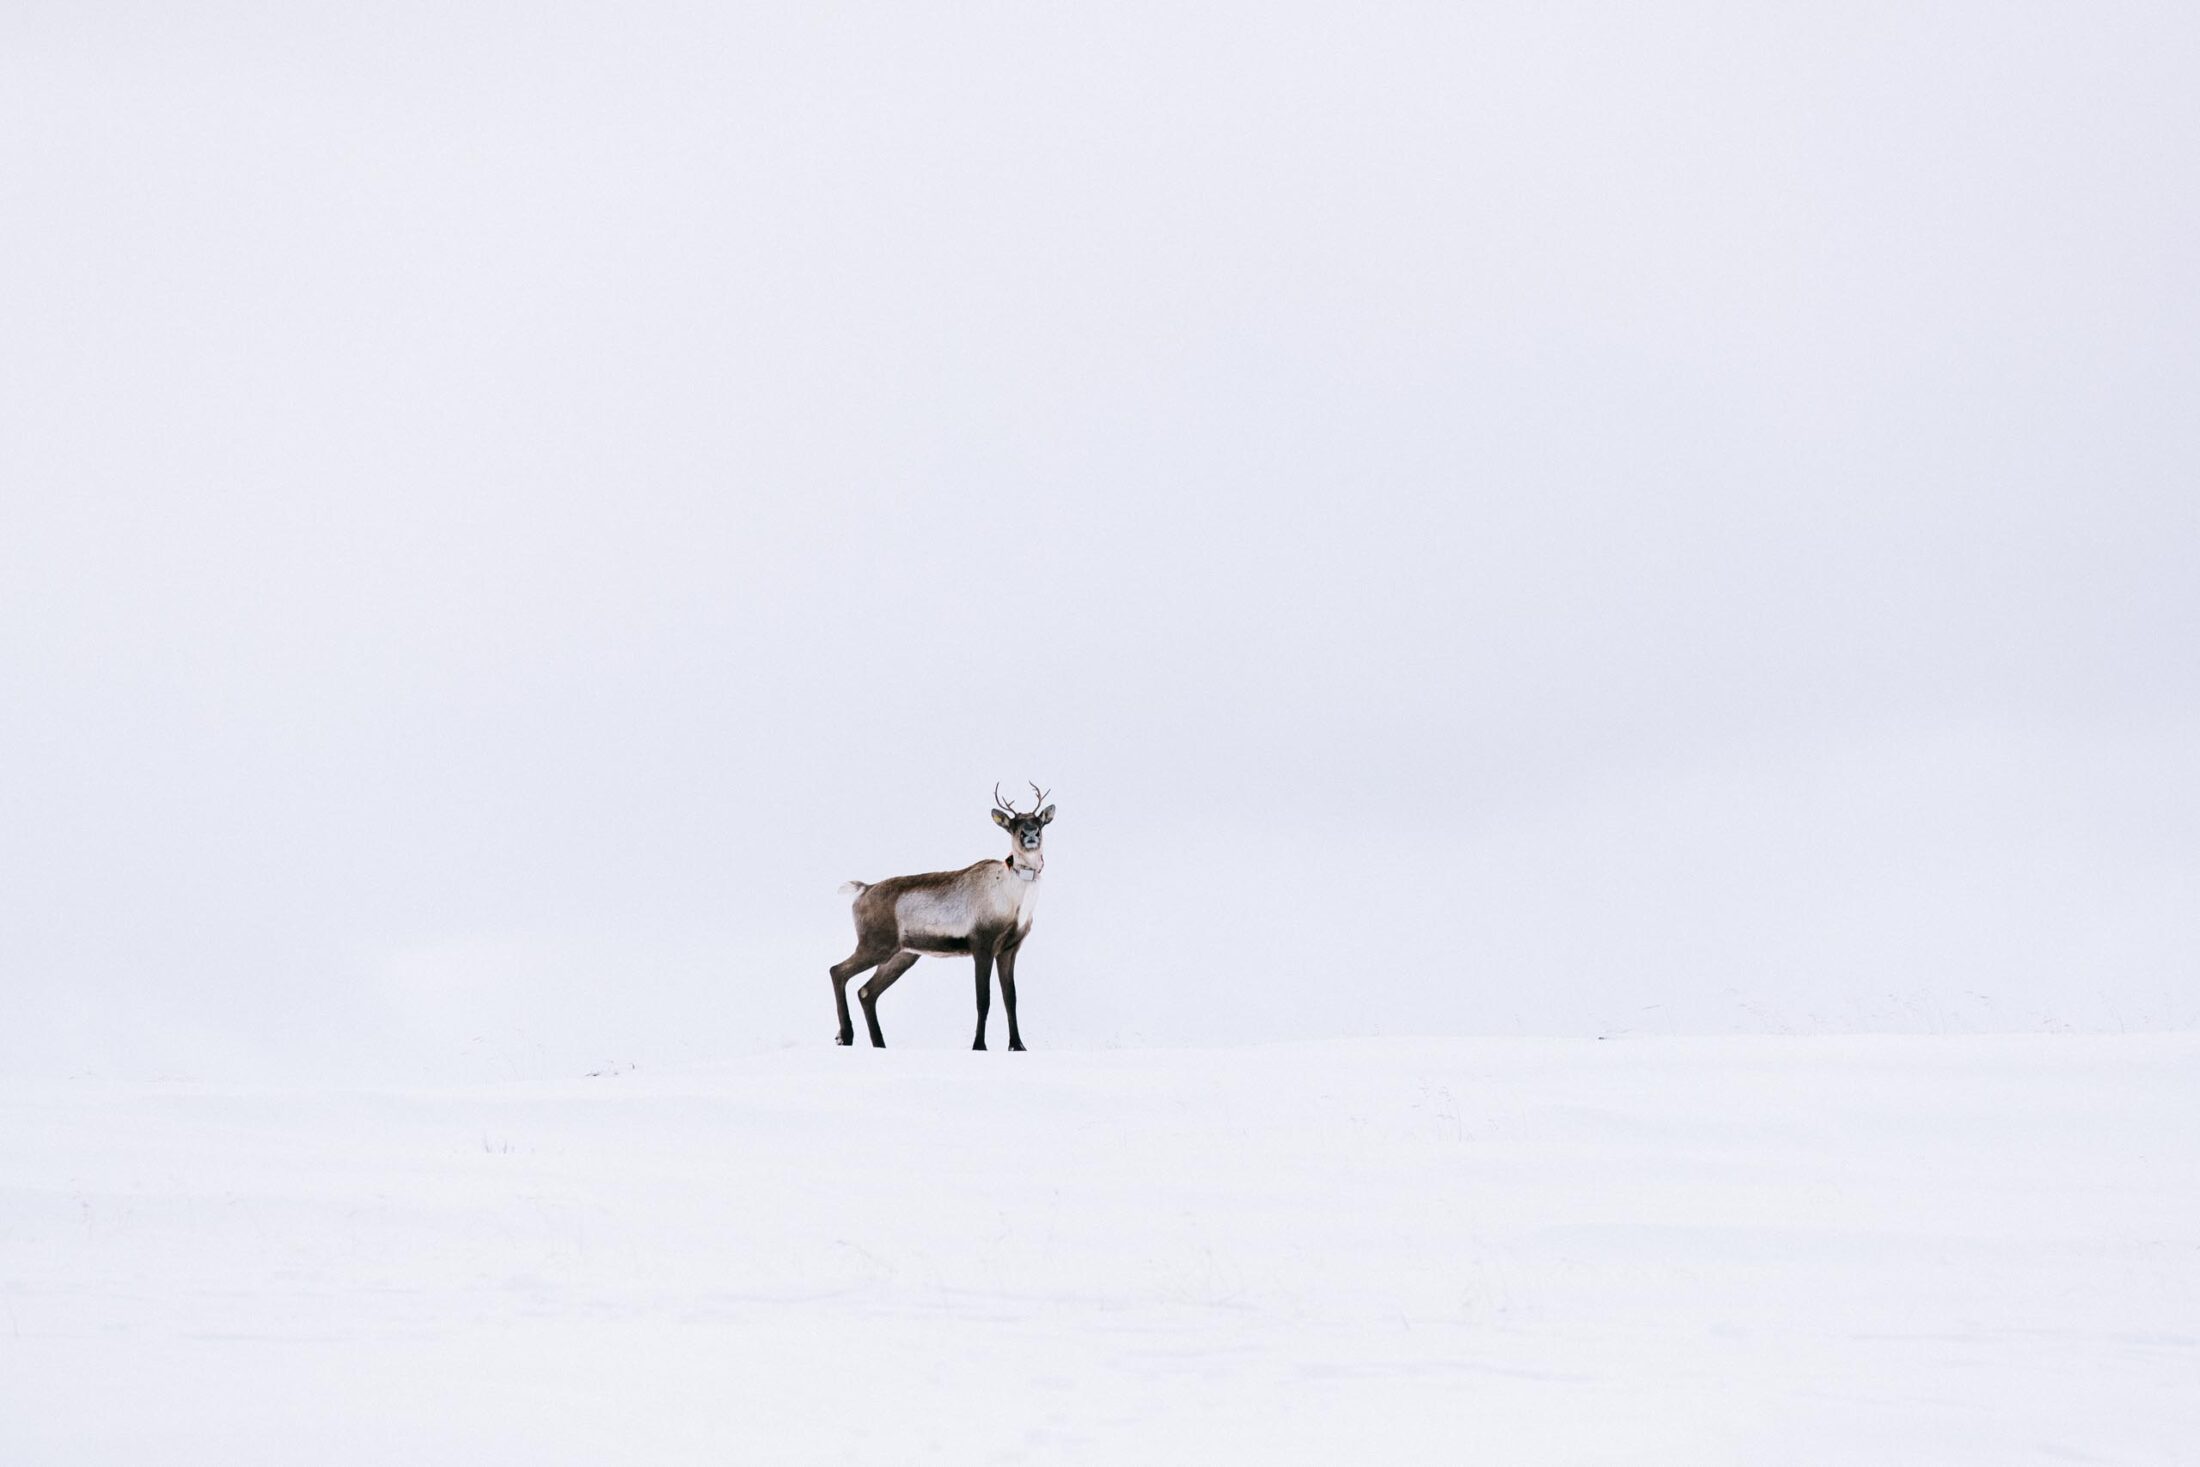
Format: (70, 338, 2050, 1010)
(1005, 848, 1044, 882)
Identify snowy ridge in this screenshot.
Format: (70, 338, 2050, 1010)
(2, 1035, 2194, 1463)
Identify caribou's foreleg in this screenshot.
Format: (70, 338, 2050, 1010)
(996, 936, 1025, 1052)
(971, 947, 994, 1050)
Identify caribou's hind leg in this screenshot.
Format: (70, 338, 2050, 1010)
(859, 949, 920, 1048)
(830, 944, 890, 1046)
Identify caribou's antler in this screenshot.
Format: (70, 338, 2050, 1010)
(994, 781, 1051, 815)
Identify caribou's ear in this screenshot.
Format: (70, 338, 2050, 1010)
(1039, 805, 1055, 824)
(992, 808, 1012, 828)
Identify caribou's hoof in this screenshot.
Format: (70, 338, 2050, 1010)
(835, 1032, 853, 1046)
(972, 1040, 987, 1051)
(1009, 1041, 1026, 1051)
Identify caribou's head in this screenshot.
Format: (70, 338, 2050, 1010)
(991, 782, 1054, 877)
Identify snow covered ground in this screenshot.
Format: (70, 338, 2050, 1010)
(3, 1035, 2194, 1464)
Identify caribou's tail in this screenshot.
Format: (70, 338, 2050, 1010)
(838, 880, 870, 897)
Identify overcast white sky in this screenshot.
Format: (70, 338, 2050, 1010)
(3, 2, 2195, 1078)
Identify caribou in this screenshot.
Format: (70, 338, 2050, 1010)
(830, 783, 1055, 1050)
